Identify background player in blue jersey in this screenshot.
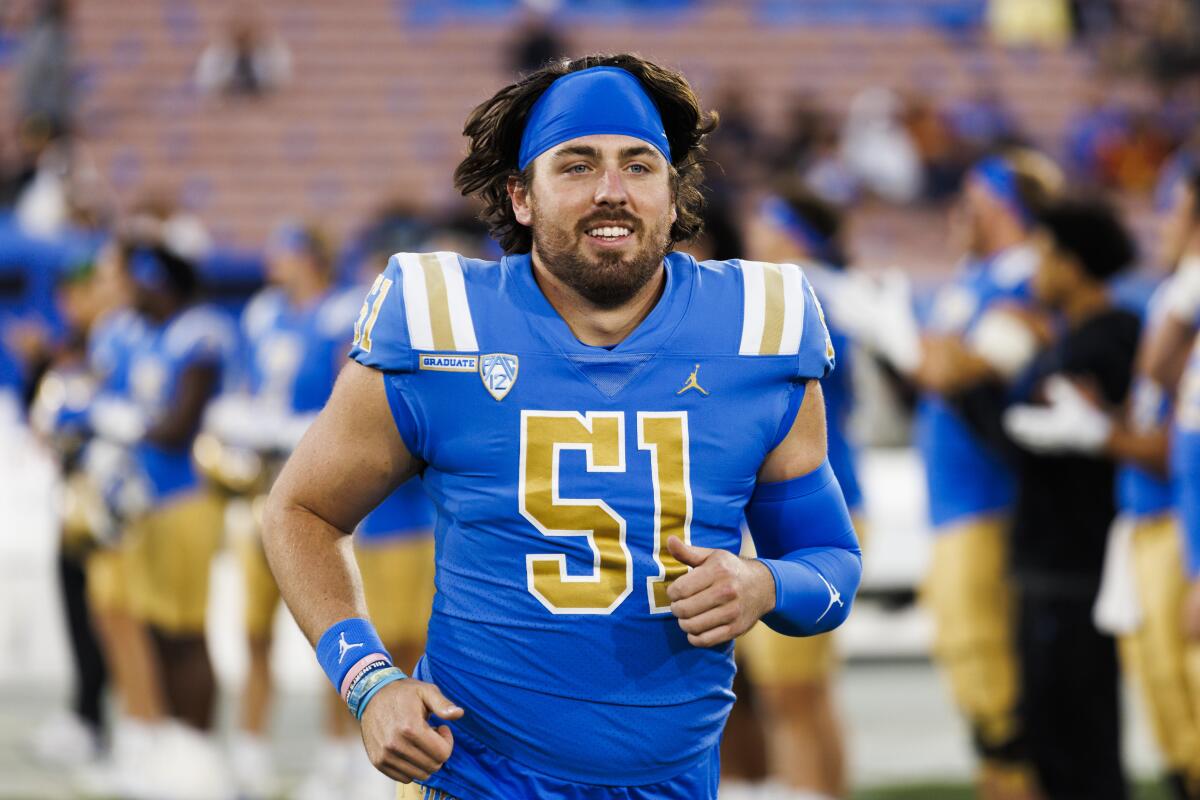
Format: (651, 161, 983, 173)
(850, 150, 1062, 798)
(87, 234, 236, 792)
(199, 223, 436, 799)
(262, 54, 861, 800)
(733, 186, 864, 800)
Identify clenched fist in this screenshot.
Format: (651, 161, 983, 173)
(360, 678, 464, 783)
(666, 536, 776, 647)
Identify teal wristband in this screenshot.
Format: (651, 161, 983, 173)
(349, 665, 407, 720)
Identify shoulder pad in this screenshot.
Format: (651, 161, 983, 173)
(316, 287, 364, 340)
(736, 260, 835, 380)
(241, 287, 285, 340)
(350, 252, 479, 372)
(165, 305, 236, 364)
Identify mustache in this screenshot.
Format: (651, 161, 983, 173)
(577, 212, 640, 234)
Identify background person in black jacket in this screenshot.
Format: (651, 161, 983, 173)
(950, 198, 1141, 799)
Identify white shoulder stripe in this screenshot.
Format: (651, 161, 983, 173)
(778, 262, 807, 356)
(739, 261, 810, 356)
(435, 251, 478, 352)
(398, 252, 435, 351)
(739, 260, 766, 356)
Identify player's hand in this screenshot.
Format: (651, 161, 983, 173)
(1184, 580, 1200, 642)
(359, 678, 465, 784)
(666, 536, 776, 648)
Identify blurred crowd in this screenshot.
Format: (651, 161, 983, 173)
(4, 2, 1200, 800)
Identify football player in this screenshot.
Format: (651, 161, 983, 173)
(262, 54, 861, 800)
(202, 224, 436, 800)
(1002, 166, 1200, 799)
(846, 151, 1062, 799)
(730, 187, 864, 800)
(87, 235, 236, 793)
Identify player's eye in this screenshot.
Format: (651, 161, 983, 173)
(627, 163, 647, 174)
(567, 163, 591, 174)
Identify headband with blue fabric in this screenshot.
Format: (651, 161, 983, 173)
(518, 66, 672, 171)
(971, 156, 1033, 227)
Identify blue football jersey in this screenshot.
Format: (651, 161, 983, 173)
(238, 284, 435, 537)
(88, 308, 147, 396)
(916, 246, 1035, 528)
(822, 320, 862, 512)
(1118, 282, 1176, 518)
(1173, 334, 1200, 578)
(348, 250, 833, 791)
(241, 287, 355, 414)
(127, 305, 234, 502)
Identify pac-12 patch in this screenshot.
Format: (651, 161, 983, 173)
(480, 353, 518, 401)
(419, 354, 479, 372)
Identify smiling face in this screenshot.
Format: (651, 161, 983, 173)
(509, 134, 677, 309)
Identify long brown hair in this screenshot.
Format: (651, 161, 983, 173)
(453, 53, 718, 254)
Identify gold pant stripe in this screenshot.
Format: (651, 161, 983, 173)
(1121, 514, 1200, 777)
(922, 515, 1019, 749)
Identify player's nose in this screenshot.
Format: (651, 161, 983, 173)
(593, 167, 629, 207)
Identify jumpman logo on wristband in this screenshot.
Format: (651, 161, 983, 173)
(338, 632, 365, 663)
(814, 572, 843, 623)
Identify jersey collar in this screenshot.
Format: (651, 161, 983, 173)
(502, 251, 695, 356)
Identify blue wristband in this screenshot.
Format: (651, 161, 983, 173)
(316, 618, 393, 696)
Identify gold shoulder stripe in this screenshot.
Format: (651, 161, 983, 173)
(758, 262, 786, 355)
(418, 253, 457, 351)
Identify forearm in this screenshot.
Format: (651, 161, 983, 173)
(746, 460, 862, 637)
(1105, 424, 1169, 476)
(261, 497, 369, 646)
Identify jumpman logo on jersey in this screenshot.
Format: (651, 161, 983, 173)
(338, 632, 364, 664)
(676, 364, 709, 396)
(813, 572, 843, 623)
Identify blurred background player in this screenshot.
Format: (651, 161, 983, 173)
(200, 222, 436, 799)
(88, 234, 236, 793)
(71, 240, 167, 798)
(855, 150, 1062, 799)
(724, 186, 863, 800)
(1002, 164, 1200, 799)
(1161, 168, 1200, 800)
(958, 197, 1141, 798)
(26, 253, 113, 771)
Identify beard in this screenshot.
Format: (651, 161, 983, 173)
(530, 206, 673, 309)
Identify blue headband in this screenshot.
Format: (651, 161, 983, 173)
(129, 248, 169, 291)
(760, 196, 838, 266)
(518, 66, 672, 171)
(269, 222, 315, 256)
(971, 156, 1032, 227)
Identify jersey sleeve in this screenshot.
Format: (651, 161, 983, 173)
(349, 251, 480, 372)
(347, 255, 415, 373)
(797, 271, 836, 381)
(166, 306, 235, 369)
(735, 260, 835, 381)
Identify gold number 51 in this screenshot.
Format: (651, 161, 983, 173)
(519, 410, 693, 615)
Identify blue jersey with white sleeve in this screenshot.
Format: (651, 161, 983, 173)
(241, 287, 353, 414)
(1117, 282, 1175, 518)
(348, 251, 834, 796)
(88, 308, 146, 396)
(239, 284, 434, 537)
(916, 246, 1035, 529)
(1172, 334, 1200, 578)
(127, 305, 234, 502)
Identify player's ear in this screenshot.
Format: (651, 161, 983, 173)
(508, 174, 533, 227)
